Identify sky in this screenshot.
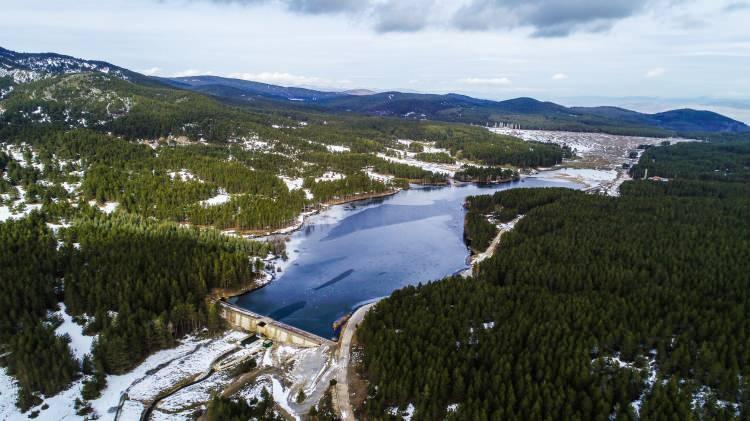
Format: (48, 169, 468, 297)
(3, 0, 750, 121)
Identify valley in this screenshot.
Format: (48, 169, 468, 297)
(0, 43, 748, 421)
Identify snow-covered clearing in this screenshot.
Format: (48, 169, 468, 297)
(100, 202, 118, 214)
(200, 189, 231, 206)
(691, 385, 740, 416)
(377, 152, 455, 177)
(280, 176, 304, 191)
(271, 376, 300, 420)
(168, 169, 200, 182)
(0, 186, 43, 222)
(485, 127, 699, 196)
(489, 127, 696, 160)
(388, 403, 415, 421)
(238, 136, 271, 152)
(490, 127, 697, 173)
(156, 371, 229, 412)
(315, 171, 345, 182)
(0, 303, 94, 421)
(62, 181, 81, 194)
(531, 168, 618, 189)
(126, 331, 247, 403)
(88, 331, 246, 419)
(325, 144, 350, 153)
(53, 304, 95, 361)
(0, 368, 19, 420)
(590, 350, 659, 416)
(86, 200, 119, 214)
(155, 343, 263, 415)
(363, 167, 394, 183)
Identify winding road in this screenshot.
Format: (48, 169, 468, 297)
(335, 302, 377, 421)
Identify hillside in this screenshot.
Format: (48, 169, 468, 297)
(0, 46, 157, 86)
(357, 141, 750, 420)
(1, 44, 748, 419)
(163, 75, 347, 102)
(1, 46, 747, 136)
(165, 74, 750, 137)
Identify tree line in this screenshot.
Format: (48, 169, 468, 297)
(357, 141, 750, 420)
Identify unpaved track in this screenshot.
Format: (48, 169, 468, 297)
(335, 302, 376, 421)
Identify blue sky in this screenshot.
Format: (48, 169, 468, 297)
(3, 0, 750, 120)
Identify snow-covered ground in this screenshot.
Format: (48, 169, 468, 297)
(377, 152, 455, 177)
(200, 189, 231, 206)
(363, 167, 394, 183)
(388, 403, 415, 421)
(126, 331, 247, 403)
(280, 176, 304, 191)
(592, 350, 658, 416)
(0, 186, 43, 222)
(489, 127, 696, 161)
(325, 144, 350, 153)
(239, 136, 271, 152)
(89, 336, 216, 419)
(530, 168, 618, 189)
(0, 368, 20, 420)
(489, 127, 698, 178)
(486, 127, 698, 196)
(86, 200, 119, 214)
(168, 169, 200, 183)
(0, 331, 204, 421)
(100, 202, 119, 214)
(53, 304, 95, 361)
(0, 304, 97, 421)
(315, 171, 345, 182)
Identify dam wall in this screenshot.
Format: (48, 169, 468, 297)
(219, 301, 334, 348)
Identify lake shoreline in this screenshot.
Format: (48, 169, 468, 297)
(231, 175, 582, 336)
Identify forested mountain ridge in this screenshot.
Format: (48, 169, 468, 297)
(166, 74, 750, 137)
(2, 45, 747, 136)
(163, 75, 348, 102)
(0, 67, 569, 233)
(0, 46, 156, 86)
(357, 140, 750, 420)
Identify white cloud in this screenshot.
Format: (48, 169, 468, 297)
(645, 67, 666, 78)
(141, 67, 161, 76)
(552, 73, 569, 80)
(227, 71, 351, 88)
(458, 77, 512, 86)
(172, 69, 213, 77)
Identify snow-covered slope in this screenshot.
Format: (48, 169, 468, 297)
(0, 46, 147, 84)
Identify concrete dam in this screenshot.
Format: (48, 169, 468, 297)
(219, 300, 334, 348)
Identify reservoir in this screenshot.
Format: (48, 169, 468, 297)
(231, 178, 582, 339)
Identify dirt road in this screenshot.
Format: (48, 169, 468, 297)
(335, 302, 377, 421)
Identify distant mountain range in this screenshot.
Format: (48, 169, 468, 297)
(1, 46, 748, 136)
(166, 76, 749, 136)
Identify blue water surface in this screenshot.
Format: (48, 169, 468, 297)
(232, 179, 580, 339)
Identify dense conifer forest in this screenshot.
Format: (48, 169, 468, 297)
(454, 166, 519, 183)
(0, 69, 563, 410)
(0, 210, 272, 406)
(205, 391, 282, 421)
(357, 140, 750, 420)
(4, 65, 741, 417)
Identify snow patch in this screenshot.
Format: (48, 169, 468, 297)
(280, 176, 304, 191)
(53, 303, 95, 361)
(325, 144, 350, 153)
(200, 189, 231, 206)
(314, 171, 345, 182)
